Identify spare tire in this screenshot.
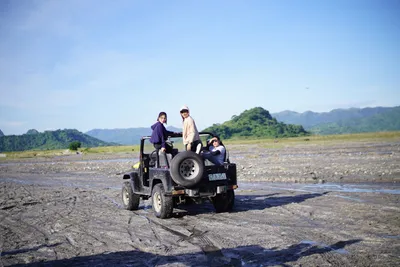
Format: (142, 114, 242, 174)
(170, 151, 204, 188)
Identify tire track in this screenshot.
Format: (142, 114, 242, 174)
(143, 214, 225, 258)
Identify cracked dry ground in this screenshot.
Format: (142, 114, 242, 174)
(0, 140, 399, 266)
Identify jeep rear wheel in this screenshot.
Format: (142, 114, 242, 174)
(152, 183, 173, 219)
(212, 189, 235, 213)
(170, 151, 204, 188)
(122, 182, 140, 210)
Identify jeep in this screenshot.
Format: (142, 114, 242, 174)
(121, 132, 238, 218)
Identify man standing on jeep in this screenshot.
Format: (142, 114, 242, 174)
(150, 112, 177, 156)
(180, 105, 202, 153)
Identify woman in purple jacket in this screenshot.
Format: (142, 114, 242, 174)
(150, 112, 177, 156)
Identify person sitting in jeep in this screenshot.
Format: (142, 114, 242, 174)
(202, 136, 226, 165)
(150, 111, 177, 156)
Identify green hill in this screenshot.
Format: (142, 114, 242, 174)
(0, 129, 115, 152)
(203, 107, 309, 139)
(0, 129, 4, 137)
(310, 107, 400, 134)
(26, 129, 39, 135)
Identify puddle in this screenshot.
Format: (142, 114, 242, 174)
(300, 240, 349, 254)
(0, 158, 136, 166)
(239, 182, 400, 195)
(302, 183, 400, 194)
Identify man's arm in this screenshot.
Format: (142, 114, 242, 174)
(186, 117, 196, 143)
(209, 150, 221, 156)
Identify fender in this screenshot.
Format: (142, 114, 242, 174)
(123, 171, 142, 193)
(149, 169, 174, 193)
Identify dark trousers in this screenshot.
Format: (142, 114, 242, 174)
(185, 140, 203, 153)
(153, 143, 178, 156)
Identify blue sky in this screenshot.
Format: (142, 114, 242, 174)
(0, 0, 399, 135)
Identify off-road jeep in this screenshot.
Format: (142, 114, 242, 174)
(121, 132, 238, 218)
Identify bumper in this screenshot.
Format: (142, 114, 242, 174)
(171, 184, 238, 197)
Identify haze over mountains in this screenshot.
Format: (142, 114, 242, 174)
(272, 106, 400, 135)
(84, 106, 399, 144)
(85, 126, 181, 146)
(1, 106, 399, 151)
(272, 106, 397, 129)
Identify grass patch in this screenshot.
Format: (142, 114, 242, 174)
(224, 131, 400, 147)
(1, 149, 69, 160)
(82, 145, 140, 153)
(1, 131, 398, 158)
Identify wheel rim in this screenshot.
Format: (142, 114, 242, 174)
(179, 158, 200, 180)
(122, 187, 129, 205)
(153, 191, 162, 213)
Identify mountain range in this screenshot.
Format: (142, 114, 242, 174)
(1, 106, 399, 151)
(272, 106, 400, 135)
(87, 106, 397, 143)
(85, 126, 181, 145)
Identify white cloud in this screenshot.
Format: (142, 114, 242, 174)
(0, 120, 25, 127)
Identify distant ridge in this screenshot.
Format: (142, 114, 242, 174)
(309, 106, 400, 134)
(86, 126, 181, 145)
(272, 106, 400, 135)
(0, 129, 114, 152)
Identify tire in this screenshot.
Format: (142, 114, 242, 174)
(212, 190, 235, 213)
(122, 182, 140, 210)
(170, 151, 204, 188)
(152, 183, 173, 219)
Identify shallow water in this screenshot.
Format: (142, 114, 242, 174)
(238, 182, 400, 195)
(0, 157, 136, 166)
(3, 174, 400, 199)
(300, 240, 349, 254)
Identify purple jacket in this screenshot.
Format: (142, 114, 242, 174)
(150, 121, 173, 148)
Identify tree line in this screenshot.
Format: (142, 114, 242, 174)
(0, 129, 112, 152)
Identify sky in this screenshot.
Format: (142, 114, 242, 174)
(0, 0, 399, 135)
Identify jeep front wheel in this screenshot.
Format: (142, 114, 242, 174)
(122, 182, 140, 210)
(152, 183, 173, 219)
(212, 189, 235, 213)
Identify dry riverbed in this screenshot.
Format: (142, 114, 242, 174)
(0, 139, 399, 266)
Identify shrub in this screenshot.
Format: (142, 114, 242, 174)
(69, 141, 81, 151)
